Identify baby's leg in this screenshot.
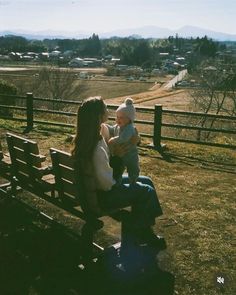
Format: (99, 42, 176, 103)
(110, 156, 125, 183)
(125, 156, 140, 184)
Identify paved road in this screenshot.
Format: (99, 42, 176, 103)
(164, 69, 188, 90)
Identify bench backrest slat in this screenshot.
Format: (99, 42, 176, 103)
(7, 133, 39, 153)
(50, 148, 105, 231)
(11, 146, 45, 167)
(7, 133, 42, 165)
(57, 165, 77, 183)
(50, 148, 80, 206)
(6, 133, 51, 188)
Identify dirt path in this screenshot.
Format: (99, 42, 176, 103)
(105, 82, 191, 111)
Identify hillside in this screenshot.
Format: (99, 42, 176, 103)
(0, 119, 235, 294)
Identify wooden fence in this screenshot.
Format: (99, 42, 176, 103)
(0, 92, 236, 150)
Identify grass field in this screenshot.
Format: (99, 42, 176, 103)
(73, 79, 152, 100)
(0, 69, 152, 100)
(0, 119, 235, 295)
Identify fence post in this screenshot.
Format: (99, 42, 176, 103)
(153, 104, 163, 150)
(24, 92, 34, 133)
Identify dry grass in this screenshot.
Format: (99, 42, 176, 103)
(1, 68, 235, 294)
(144, 143, 236, 295)
(0, 69, 151, 100)
(73, 80, 151, 100)
(0, 119, 235, 295)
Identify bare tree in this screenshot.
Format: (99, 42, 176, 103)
(4, 66, 89, 110)
(32, 67, 88, 110)
(190, 59, 236, 141)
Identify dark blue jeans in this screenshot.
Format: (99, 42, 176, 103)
(121, 174, 155, 188)
(97, 175, 162, 229)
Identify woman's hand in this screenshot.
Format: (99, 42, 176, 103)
(112, 128, 141, 157)
(130, 127, 141, 145)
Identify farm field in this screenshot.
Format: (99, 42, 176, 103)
(0, 66, 192, 112)
(0, 119, 235, 295)
(0, 67, 155, 101)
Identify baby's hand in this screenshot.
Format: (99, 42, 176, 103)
(108, 137, 115, 145)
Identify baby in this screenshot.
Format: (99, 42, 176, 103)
(106, 97, 140, 184)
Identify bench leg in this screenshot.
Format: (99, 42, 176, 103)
(81, 224, 95, 265)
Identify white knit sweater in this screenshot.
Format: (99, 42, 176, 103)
(93, 137, 116, 191)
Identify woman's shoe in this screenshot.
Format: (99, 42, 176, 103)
(138, 229, 167, 250)
(145, 233, 167, 250)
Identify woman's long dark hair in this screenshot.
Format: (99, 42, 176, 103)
(72, 96, 106, 172)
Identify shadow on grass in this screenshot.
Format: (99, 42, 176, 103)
(163, 151, 236, 174)
(0, 194, 175, 295)
(143, 145, 236, 174)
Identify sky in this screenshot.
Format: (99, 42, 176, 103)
(0, 0, 235, 35)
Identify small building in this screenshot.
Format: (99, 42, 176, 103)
(9, 52, 22, 61)
(69, 57, 85, 67)
(83, 58, 102, 67)
(39, 52, 49, 60)
(176, 57, 186, 64)
(49, 50, 61, 59)
(159, 53, 169, 59)
(69, 57, 102, 68)
(21, 55, 34, 61)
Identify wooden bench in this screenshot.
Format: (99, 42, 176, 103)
(6, 133, 54, 196)
(2, 140, 172, 287)
(3, 135, 118, 263)
(50, 147, 130, 262)
(0, 137, 105, 267)
(4, 135, 128, 264)
(50, 148, 87, 215)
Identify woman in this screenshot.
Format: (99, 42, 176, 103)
(72, 96, 166, 249)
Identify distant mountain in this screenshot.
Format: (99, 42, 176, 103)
(100, 25, 236, 41)
(100, 26, 173, 39)
(176, 26, 236, 41)
(0, 25, 236, 41)
(0, 29, 89, 40)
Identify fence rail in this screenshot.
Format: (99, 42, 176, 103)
(0, 92, 236, 150)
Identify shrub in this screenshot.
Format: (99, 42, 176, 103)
(0, 79, 17, 117)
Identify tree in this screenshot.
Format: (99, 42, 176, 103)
(193, 36, 218, 58)
(102, 38, 122, 57)
(133, 40, 151, 67)
(0, 79, 17, 117)
(77, 34, 101, 57)
(31, 67, 86, 109)
(28, 40, 47, 52)
(0, 35, 28, 52)
(190, 60, 236, 141)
